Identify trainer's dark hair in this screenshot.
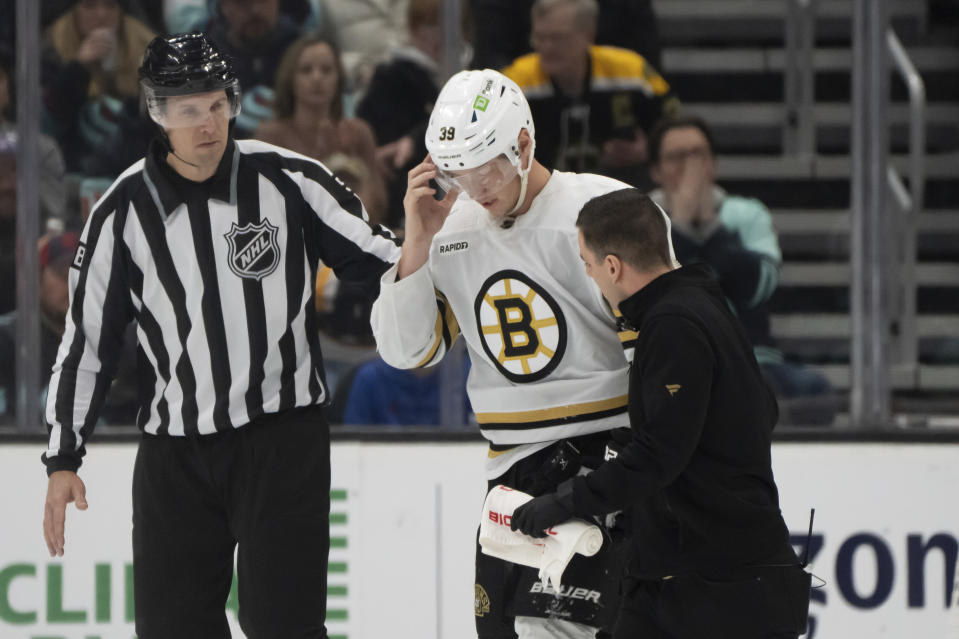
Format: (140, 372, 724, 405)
(576, 188, 673, 272)
(648, 115, 715, 166)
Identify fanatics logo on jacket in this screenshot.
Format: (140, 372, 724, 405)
(225, 220, 281, 280)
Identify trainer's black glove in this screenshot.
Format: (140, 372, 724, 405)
(510, 480, 577, 538)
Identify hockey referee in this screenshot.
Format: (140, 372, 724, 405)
(40, 33, 400, 639)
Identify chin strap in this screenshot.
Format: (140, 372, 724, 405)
(501, 137, 537, 228)
(171, 150, 202, 169)
(156, 118, 236, 170)
(155, 126, 202, 169)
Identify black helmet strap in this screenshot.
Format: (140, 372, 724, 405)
(153, 117, 236, 170)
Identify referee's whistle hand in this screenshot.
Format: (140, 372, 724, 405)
(43, 471, 88, 557)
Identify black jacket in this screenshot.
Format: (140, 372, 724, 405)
(566, 264, 796, 578)
(356, 52, 437, 149)
(670, 224, 777, 349)
(356, 50, 438, 229)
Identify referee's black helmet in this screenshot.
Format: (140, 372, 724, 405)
(139, 33, 241, 127)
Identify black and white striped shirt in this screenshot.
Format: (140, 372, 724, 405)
(43, 138, 401, 473)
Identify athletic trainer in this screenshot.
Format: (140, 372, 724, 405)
(511, 188, 811, 639)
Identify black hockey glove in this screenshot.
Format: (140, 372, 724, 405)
(510, 479, 577, 538)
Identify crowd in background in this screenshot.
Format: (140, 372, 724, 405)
(0, 0, 846, 427)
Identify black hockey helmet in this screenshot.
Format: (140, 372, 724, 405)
(139, 32, 241, 127)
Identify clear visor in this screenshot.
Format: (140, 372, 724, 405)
(436, 155, 518, 199)
(143, 83, 241, 129)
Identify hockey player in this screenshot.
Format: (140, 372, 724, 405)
(371, 69, 676, 639)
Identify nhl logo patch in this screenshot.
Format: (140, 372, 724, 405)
(224, 220, 281, 281)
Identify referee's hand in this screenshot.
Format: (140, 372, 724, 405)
(44, 471, 88, 557)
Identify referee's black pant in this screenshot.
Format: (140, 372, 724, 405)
(132, 405, 331, 639)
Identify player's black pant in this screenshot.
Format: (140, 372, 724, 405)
(132, 405, 331, 639)
(475, 432, 630, 639)
(611, 564, 811, 639)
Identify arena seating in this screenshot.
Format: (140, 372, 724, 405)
(653, 0, 959, 420)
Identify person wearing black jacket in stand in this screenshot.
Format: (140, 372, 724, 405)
(511, 188, 811, 639)
(355, 0, 442, 231)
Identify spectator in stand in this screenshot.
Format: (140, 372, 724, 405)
(165, 0, 331, 37)
(41, 0, 155, 172)
(0, 1, 13, 63)
(254, 33, 387, 223)
(314, 152, 391, 349)
(124, 0, 166, 34)
(468, 0, 662, 81)
(0, 56, 68, 230)
(595, 0, 661, 69)
(502, 0, 678, 187)
(464, 0, 531, 71)
(79, 93, 155, 179)
(206, 0, 333, 137)
(648, 115, 836, 425)
(0, 131, 15, 315)
(356, 0, 441, 230)
(164, 0, 213, 33)
(0, 232, 139, 425)
(336, 355, 472, 427)
(325, 0, 410, 95)
(324, 152, 384, 227)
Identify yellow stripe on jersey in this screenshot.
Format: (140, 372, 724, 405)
(438, 290, 460, 342)
(488, 446, 514, 458)
(414, 309, 445, 368)
(610, 305, 638, 345)
(475, 395, 629, 425)
(414, 290, 461, 368)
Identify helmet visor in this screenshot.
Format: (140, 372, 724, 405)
(435, 155, 518, 199)
(143, 81, 241, 128)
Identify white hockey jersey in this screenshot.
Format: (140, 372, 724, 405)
(372, 171, 643, 477)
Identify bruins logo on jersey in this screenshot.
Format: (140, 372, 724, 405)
(473, 270, 567, 383)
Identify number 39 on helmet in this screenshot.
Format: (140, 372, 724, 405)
(426, 70, 537, 216)
(426, 69, 535, 172)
